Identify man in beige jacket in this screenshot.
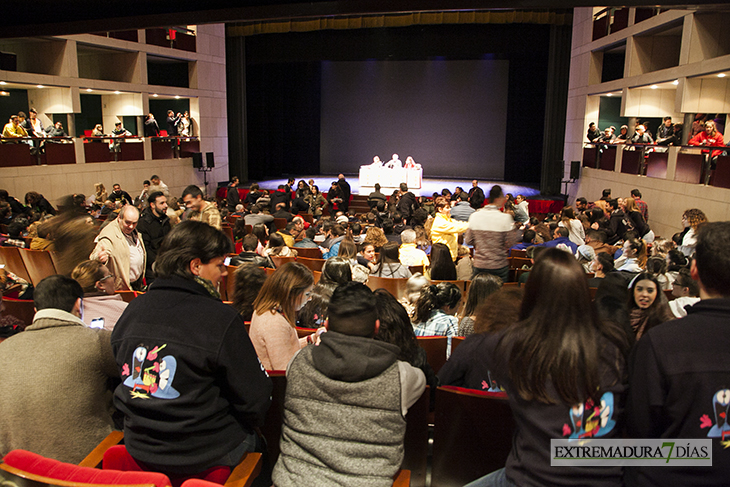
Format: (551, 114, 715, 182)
(91, 205, 146, 291)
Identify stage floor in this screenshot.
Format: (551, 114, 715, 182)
(256, 175, 540, 198)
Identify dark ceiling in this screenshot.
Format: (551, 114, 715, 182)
(4, 1, 729, 38)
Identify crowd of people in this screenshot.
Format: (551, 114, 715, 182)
(0, 174, 727, 486)
(587, 115, 726, 184)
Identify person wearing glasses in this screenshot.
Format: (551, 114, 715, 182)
(71, 260, 128, 331)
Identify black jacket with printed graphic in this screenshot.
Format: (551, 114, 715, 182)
(111, 276, 272, 471)
(626, 298, 730, 486)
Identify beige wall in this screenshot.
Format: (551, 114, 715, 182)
(573, 167, 729, 239)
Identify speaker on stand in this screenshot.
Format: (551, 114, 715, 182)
(561, 161, 581, 205)
(193, 152, 213, 197)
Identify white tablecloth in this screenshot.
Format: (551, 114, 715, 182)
(359, 166, 422, 189)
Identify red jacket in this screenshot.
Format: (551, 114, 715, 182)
(688, 131, 725, 158)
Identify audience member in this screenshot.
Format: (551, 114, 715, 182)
(428, 242, 457, 281)
(628, 272, 673, 340)
(297, 257, 352, 329)
(226, 176, 241, 212)
(231, 264, 267, 321)
(372, 241, 412, 278)
(413, 282, 462, 356)
(109, 183, 133, 206)
(464, 248, 631, 487)
(249, 262, 318, 370)
(465, 185, 519, 281)
(668, 267, 700, 318)
(112, 221, 271, 477)
(272, 282, 425, 486)
(182, 185, 221, 230)
(458, 272, 503, 336)
(626, 222, 730, 485)
(0, 275, 118, 463)
(136, 191, 171, 283)
(542, 226, 578, 254)
(231, 234, 272, 267)
(90, 205, 146, 291)
(431, 196, 470, 261)
(678, 208, 707, 257)
(438, 286, 523, 391)
(450, 192, 474, 221)
(71, 260, 128, 331)
(558, 206, 585, 246)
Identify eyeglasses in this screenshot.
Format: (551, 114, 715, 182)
(98, 274, 114, 282)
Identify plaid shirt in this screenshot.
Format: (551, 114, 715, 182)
(634, 198, 648, 222)
(413, 309, 458, 356)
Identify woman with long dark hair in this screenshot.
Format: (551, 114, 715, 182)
(628, 272, 673, 339)
(458, 273, 502, 336)
(373, 289, 438, 391)
(464, 247, 632, 487)
(413, 282, 462, 356)
(428, 242, 457, 280)
(252, 223, 268, 255)
(373, 242, 411, 278)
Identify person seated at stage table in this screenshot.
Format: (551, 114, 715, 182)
(370, 155, 383, 167)
(385, 153, 401, 169)
(404, 155, 419, 168)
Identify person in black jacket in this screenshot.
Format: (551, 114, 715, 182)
(143, 113, 160, 137)
(136, 191, 171, 284)
(337, 174, 351, 212)
(468, 180, 485, 210)
(111, 221, 272, 477)
(605, 198, 627, 245)
(226, 177, 240, 212)
(396, 183, 418, 223)
(231, 234, 272, 268)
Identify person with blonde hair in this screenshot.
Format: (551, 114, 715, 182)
(249, 262, 321, 370)
(71, 259, 128, 331)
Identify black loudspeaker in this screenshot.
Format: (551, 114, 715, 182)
(206, 152, 215, 168)
(570, 160, 581, 180)
(192, 152, 203, 168)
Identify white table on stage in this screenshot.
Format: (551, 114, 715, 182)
(359, 165, 422, 189)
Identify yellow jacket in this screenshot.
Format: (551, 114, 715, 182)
(430, 212, 469, 260)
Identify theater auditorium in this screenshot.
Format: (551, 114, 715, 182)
(1, 2, 729, 487)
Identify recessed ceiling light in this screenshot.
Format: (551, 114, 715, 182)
(114, 91, 121, 94)
(650, 85, 658, 89)
(672, 79, 679, 85)
(718, 73, 726, 78)
(152, 93, 159, 97)
(174, 95, 181, 99)
(607, 93, 613, 97)
(36, 85, 44, 88)
(86, 88, 93, 92)
(0, 81, 6, 85)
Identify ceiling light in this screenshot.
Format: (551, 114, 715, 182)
(114, 91, 121, 94)
(0, 91, 9, 96)
(86, 88, 93, 92)
(672, 79, 679, 85)
(607, 93, 613, 97)
(0, 81, 6, 85)
(650, 85, 658, 89)
(174, 95, 181, 99)
(152, 93, 159, 97)
(718, 73, 726, 78)
(36, 85, 44, 88)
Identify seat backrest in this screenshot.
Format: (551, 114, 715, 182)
(0, 246, 32, 283)
(222, 226, 234, 244)
(294, 247, 322, 259)
(1, 449, 171, 487)
(116, 291, 138, 303)
(19, 249, 57, 285)
(270, 255, 296, 268)
(1, 298, 35, 327)
(416, 336, 449, 374)
(296, 256, 325, 273)
(408, 265, 424, 275)
(366, 275, 409, 300)
(508, 257, 532, 269)
(510, 248, 528, 258)
(431, 386, 515, 486)
(260, 371, 287, 465)
(312, 270, 321, 284)
(402, 387, 429, 487)
(273, 218, 287, 230)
